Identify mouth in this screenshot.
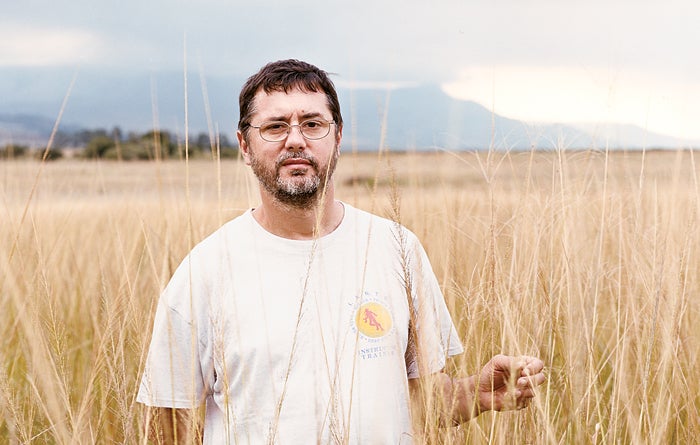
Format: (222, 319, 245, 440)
(277, 158, 316, 178)
(280, 158, 312, 167)
(277, 153, 318, 173)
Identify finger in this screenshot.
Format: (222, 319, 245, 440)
(518, 371, 546, 389)
(505, 389, 522, 410)
(517, 398, 531, 410)
(491, 354, 517, 372)
(510, 356, 540, 378)
(520, 357, 544, 376)
(515, 387, 537, 399)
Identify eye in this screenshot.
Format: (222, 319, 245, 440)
(261, 122, 288, 132)
(302, 120, 323, 129)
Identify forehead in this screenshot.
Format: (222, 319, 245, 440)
(252, 87, 331, 120)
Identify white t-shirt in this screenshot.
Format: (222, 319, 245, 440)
(137, 203, 463, 444)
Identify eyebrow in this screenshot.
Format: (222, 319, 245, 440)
(262, 112, 328, 122)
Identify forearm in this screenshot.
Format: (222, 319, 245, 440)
(411, 355, 546, 428)
(438, 373, 483, 424)
(410, 373, 484, 427)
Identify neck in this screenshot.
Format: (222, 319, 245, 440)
(252, 183, 343, 240)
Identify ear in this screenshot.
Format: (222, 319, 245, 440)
(335, 124, 343, 154)
(237, 130, 252, 165)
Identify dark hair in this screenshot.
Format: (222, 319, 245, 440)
(238, 59, 343, 139)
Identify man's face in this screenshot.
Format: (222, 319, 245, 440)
(237, 88, 342, 208)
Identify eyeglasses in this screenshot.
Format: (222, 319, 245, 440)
(250, 118, 335, 142)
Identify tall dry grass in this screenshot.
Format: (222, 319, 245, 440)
(1, 148, 699, 443)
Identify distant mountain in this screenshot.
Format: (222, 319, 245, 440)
(0, 114, 57, 146)
(0, 113, 84, 147)
(0, 69, 694, 150)
(339, 86, 597, 150)
(0, 68, 239, 146)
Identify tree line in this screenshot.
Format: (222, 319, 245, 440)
(0, 127, 240, 161)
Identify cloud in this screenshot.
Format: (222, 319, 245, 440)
(442, 66, 700, 140)
(334, 80, 421, 90)
(2, 0, 699, 140)
(0, 24, 102, 67)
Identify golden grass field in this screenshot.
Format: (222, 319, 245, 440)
(1, 148, 699, 444)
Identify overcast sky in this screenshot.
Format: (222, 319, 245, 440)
(3, 0, 699, 139)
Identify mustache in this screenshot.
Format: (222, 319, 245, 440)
(276, 151, 319, 170)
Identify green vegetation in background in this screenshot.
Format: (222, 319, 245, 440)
(0, 128, 239, 161)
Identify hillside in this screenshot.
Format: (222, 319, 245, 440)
(0, 69, 693, 150)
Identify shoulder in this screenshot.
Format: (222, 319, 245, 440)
(188, 211, 254, 258)
(158, 211, 254, 314)
(164, 211, 253, 288)
(340, 202, 420, 247)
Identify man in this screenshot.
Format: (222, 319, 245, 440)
(137, 59, 545, 444)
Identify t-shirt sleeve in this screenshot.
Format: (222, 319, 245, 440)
(404, 236, 464, 379)
(137, 259, 207, 408)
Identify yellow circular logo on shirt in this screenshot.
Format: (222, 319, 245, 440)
(355, 302, 393, 338)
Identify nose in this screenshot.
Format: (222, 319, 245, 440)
(285, 124, 306, 151)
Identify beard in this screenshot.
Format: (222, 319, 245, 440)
(249, 148, 339, 208)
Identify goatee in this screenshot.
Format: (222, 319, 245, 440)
(250, 149, 338, 208)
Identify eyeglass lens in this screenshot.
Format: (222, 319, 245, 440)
(259, 120, 332, 141)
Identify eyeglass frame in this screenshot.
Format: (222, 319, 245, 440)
(248, 118, 336, 142)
